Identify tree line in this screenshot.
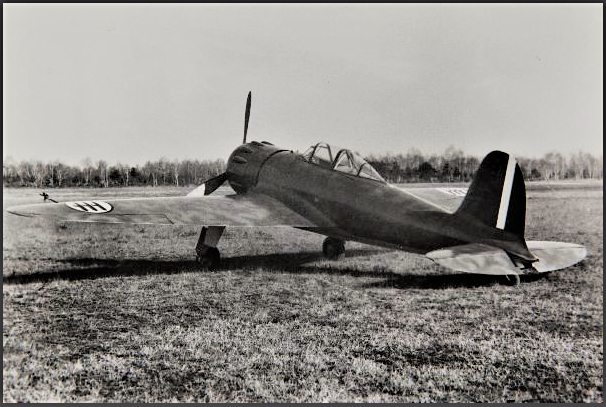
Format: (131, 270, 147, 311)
(365, 147, 602, 183)
(2, 147, 602, 188)
(2, 157, 226, 188)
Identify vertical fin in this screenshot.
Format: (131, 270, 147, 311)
(456, 150, 526, 238)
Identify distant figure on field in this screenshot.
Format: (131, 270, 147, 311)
(40, 192, 58, 203)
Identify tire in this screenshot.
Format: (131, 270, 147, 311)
(322, 237, 345, 260)
(197, 247, 220, 270)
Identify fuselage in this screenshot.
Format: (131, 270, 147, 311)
(226, 141, 531, 257)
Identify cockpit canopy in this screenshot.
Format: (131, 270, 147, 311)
(301, 142, 385, 182)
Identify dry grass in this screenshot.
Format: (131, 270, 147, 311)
(3, 183, 603, 402)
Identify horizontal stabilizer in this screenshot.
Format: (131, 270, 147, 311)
(426, 243, 519, 275)
(427, 241, 587, 275)
(526, 241, 587, 272)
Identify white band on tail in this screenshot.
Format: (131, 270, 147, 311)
(496, 154, 516, 229)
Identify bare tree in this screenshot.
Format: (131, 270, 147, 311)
(157, 157, 169, 186)
(47, 162, 55, 187)
(33, 161, 46, 188)
(97, 160, 108, 187)
(3, 156, 17, 185)
(17, 161, 34, 186)
(54, 161, 65, 187)
(82, 157, 93, 186)
(574, 151, 586, 179)
(117, 163, 130, 186)
(172, 160, 180, 186)
(141, 161, 155, 186)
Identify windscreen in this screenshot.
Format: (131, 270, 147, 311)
(303, 142, 385, 182)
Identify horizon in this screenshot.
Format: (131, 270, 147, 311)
(3, 4, 603, 167)
(3, 144, 602, 170)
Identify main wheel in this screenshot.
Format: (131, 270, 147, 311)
(196, 247, 220, 270)
(322, 237, 345, 260)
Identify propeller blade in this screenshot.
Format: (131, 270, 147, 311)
(198, 172, 228, 196)
(186, 173, 228, 197)
(243, 91, 251, 144)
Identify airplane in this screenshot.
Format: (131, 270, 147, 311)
(7, 92, 587, 285)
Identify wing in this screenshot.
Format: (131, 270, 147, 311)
(6, 193, 322, 227)
(396, 186, 468, 213)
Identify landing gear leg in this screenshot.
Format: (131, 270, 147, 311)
(322, 237, 345, 260)
(195, 226, 225, 270)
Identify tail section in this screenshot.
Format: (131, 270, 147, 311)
(426, 241, 587, 279)
(426, 151, 587, 281)
(456, 151, 526, 238)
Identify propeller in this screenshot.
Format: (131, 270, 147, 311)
(189, 92, 251, 197)
(243, 91, 251, 144)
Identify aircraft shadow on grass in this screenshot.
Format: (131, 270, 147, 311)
(3, 248, 549, 289)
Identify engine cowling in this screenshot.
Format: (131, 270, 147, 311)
(226, 141, 287, 194)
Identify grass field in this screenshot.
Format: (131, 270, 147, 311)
(3, 182, 603, 402)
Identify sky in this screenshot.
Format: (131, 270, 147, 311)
(3, 4, 603, 166)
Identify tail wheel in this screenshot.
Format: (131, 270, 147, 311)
(323, 237, 345, 260)
(503, 273, 520, 286)
(196, 247, 220, 270)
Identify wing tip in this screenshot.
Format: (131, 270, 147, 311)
(6, 207, 37, 217)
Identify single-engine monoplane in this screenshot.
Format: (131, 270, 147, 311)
(7, 93, 587, 284)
